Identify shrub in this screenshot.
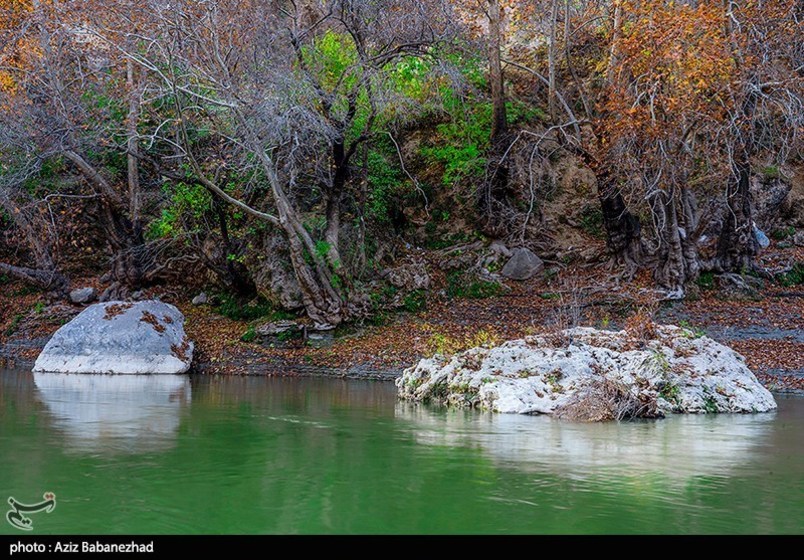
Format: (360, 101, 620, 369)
(771, 226, 795, 241)
(402, 290, 427, 313)
(761, 165, 781, 180)
(447, 271, 502, 299)
(578, 207, 605, 238)
(215, 294, 281, 322)
(777, 263, 804, 287)
(425, 329, 500, 357)
(240, 326, 257, 343)
(696, 271, 715, 290)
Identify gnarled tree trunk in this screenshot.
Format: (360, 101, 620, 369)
(715, 151, 757, 272)
(650, 186, 699, 296)
(478, 0, 512, 238)
(63, 149, 144, 297)
(597, 172, 642, 274)
(0, 262, 68, 294)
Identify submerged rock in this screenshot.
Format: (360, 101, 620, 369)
(33, 301, 193, 374)
(396, 326, 776, 418)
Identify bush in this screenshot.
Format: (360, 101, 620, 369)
(402, 290, 427, 313)
(696, 272, 715, 290)
(446, 271, 503, 299)
(146, 181, 212, 240)
(777, 263, 804, 287)
(579, 207, 605, 239)
(761, 165, 781, 180)
(240, 326, 257, 343)
(366, 146, 406, 225)
(425, 328, 501, 357)
(771, 226, 795, 241)
(215, 294, 276, 322)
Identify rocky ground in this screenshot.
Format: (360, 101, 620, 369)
(1, 241, 803, 392)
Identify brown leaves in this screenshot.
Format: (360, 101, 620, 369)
(103, 302, 132, 320)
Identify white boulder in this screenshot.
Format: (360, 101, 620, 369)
(396, 326, 776, 418)
(33, 301, 193, 374)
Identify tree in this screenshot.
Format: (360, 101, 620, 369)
(714, 0, 802, 273)
(108, 0, 457, 326)
(0, 0, 159, 298)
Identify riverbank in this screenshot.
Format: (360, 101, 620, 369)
(2, 255, 803, 390)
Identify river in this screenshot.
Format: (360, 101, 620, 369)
(1, 369, 801, 534)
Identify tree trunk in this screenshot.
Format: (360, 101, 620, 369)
(0, 262, 68, 294)
(651, 187, 699, 296)
(249, 140, 346, 326)
(680, 186, 700, 282)
(126, 57, 142, 240)
(213, 200, 256, 297)
(324, 140, 347, 272)
(487, 0, 507, 143)
(715, 152, 757, 272)
(548, 0, 559, 121)
(64, 149, 143, 293)
(606, 1, 623, 86)
(478, 0, 512, 238)
(592, 1, 642, 273)
(596, 172, 642, 273)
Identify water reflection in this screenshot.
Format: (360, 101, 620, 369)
(396, 403, 776, 479)
(33, 372, 190, 454)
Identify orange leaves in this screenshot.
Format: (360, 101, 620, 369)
(600, 0, 737, 154)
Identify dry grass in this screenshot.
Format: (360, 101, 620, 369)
(554, 379, 662, 422)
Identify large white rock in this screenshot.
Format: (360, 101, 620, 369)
(396, 326, 776, 416)
(33, 301, 193, 374)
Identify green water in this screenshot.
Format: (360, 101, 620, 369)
(1, 369, 802, 534)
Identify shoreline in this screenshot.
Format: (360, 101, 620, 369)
(3, 261, 803, 392)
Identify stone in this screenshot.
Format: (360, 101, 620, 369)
(382, 262, 430, 291)
(793, 231, 804, 247)
(69, 287, 97, 305)
(256, 320, 301, 337)
(751, 175, 791, 228)
(488, 239, 512, 258)
(250, 234, 304, 311)
(192, 292, 208, 306)
(33, 301, 193, 374)
(501, 248, 544, 281)
(396, 325, 776, 417)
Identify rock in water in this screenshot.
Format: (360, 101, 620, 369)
(69, 287, 98, 304)
(501, 248, 544, 281)
(33, 301, 193, 374)
(396, 325, 776, 417)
